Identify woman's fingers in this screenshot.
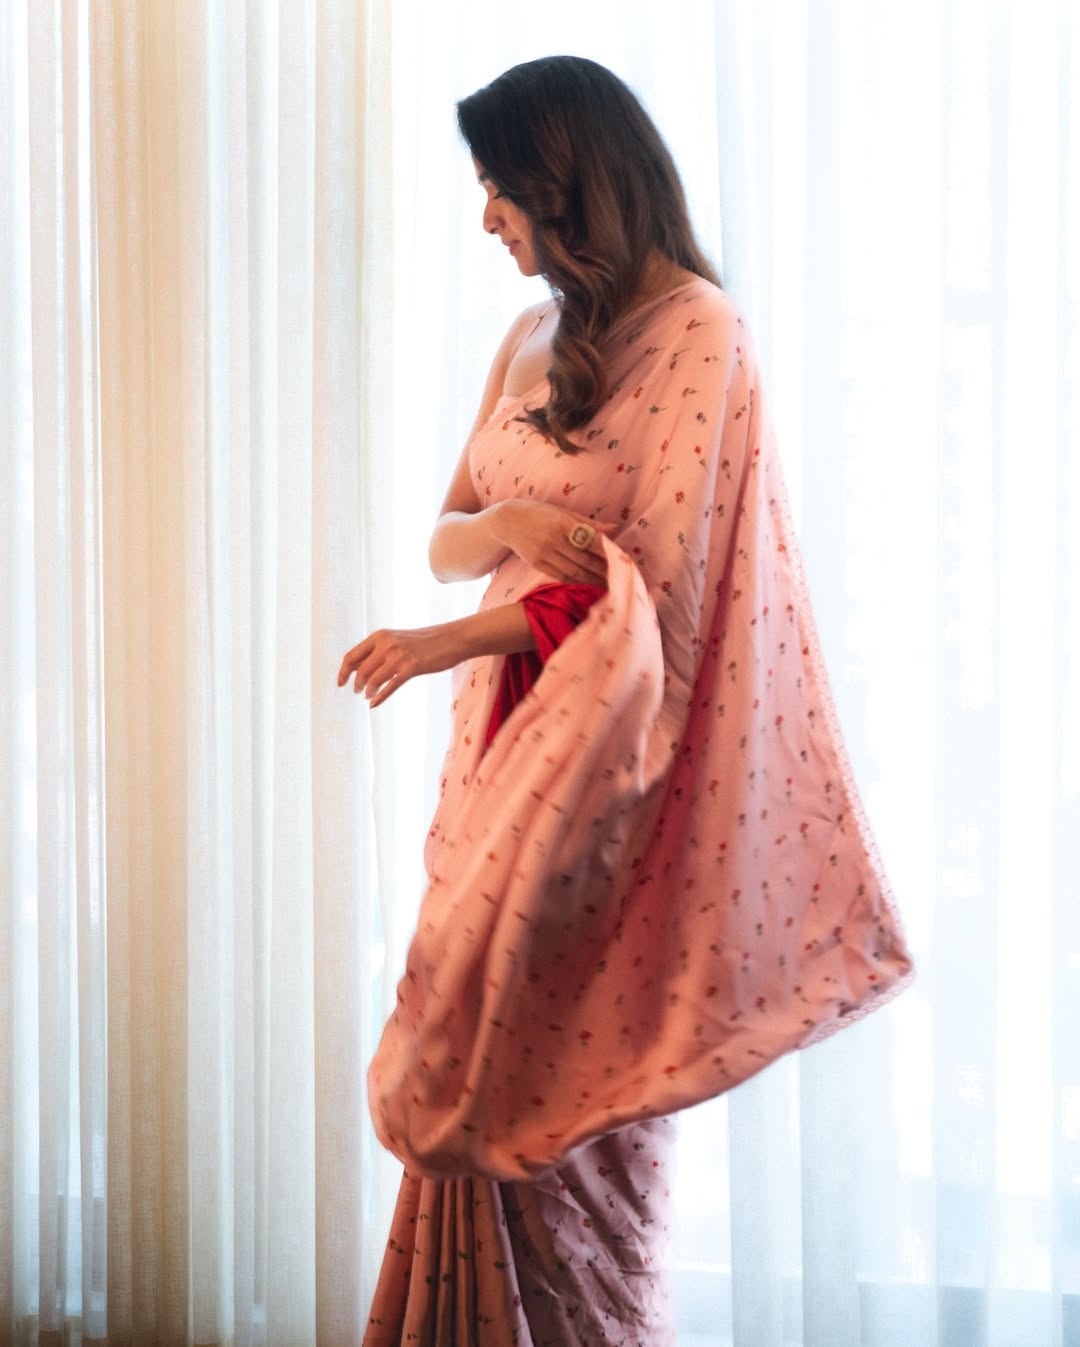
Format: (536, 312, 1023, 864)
(368, 671, 405, 709)
(338, 633, 392, 698)
(339, 625, 456, 707)
(557, 554, 606, 583)
(560, 534, 608, 582)
(337, 639, 370, 686)
(539, 539, 608, 583)
(500, 501, 614, 582)
(355, 648, 400, 698)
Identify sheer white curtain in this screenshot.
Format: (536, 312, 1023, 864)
(670, 2, 1080, 1344)
(2, 1, 1078, 1345)
(3, 0, 394, 1341)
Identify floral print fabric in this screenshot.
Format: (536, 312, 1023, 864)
(369, 279, 914, 1185)
(364, 1119, 675, 1346)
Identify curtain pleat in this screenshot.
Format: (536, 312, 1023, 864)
(0, 0, 30, 1339)
(311, 0, 375, 1337)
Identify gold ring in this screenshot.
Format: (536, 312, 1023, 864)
(567, 523, 596, 550)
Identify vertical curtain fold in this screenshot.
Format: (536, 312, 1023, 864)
(97, 0, 189, 1335)
(16, 2, 108, 1343)
(27, 0, 75, 1334)
(0, 0, 17, 1326)
(309, 0, 386, 1335)
(88, 0, 393, 1341)
(266, 0, 317, 1337)
(1, 0, 32, 1339)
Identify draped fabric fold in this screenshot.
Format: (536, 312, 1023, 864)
(367, 579, 675, 1346)
(368, 281, 913, 1186)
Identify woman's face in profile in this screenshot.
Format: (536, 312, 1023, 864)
(474, 158, 539, 277)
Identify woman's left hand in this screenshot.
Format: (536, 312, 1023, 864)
(338, 624, 460, 708)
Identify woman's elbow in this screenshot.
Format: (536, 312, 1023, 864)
(428, 534, 454, 584)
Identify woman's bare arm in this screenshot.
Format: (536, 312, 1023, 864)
(338, 602, 536, 708)
(428, 303, 548, 582)
(429, 306, 610, 586)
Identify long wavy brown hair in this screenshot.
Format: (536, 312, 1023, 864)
(458, 56, 721, 455)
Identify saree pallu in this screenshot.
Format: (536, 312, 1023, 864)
(365, 585, 674, 1347)
(363, 279, 914, 1342)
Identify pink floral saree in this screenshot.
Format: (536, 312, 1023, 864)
(363, 280, 913, 1344)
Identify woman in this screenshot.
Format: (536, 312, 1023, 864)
(340, 56, 913, 1346)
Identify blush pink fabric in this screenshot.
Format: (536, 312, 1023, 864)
(364, 279, 914, 1342)
(366, 583, 673, 1347)
(364, 1119, 675, 1346)
(370, 279, 913, 1180)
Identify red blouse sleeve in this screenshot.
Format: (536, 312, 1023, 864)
(484, 582, 606, 747)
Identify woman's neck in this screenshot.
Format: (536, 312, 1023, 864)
(632, 251, 698, 308)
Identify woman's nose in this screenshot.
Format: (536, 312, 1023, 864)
(482, 197, 501, 235)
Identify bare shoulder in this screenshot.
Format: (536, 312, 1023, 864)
(467, 298, 556, 435)
(502, 298, 558, 398)
(507, 297, 555, 336)
(486, 299, 552, 383)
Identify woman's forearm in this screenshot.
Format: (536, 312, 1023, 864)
(429, 503, 517, 582)
(446, 601, 536, 659)
(338, 601, 536, 707)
